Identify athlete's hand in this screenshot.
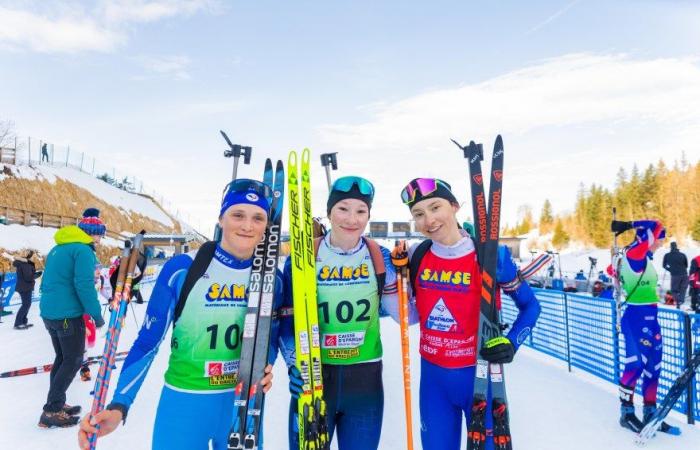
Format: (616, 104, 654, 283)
(77, 409, 122, 449)
(261, 364, 274, 393)
(391, 241, 408, 268)
(480, 336, 515, 364)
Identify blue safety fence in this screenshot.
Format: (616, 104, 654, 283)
(502, 288, 700, 423)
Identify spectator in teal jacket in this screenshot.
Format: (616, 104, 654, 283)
(38, 208, 106, 429)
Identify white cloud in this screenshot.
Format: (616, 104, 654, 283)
(320, 53, 700, 149)
(100, 0, 216, 24)
(316, 53, 700, 227)
(134, 54, 192, 80)
(0, 1, 217, 54)
(0, 6, 123, 53)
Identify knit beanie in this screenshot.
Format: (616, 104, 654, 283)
(78, 207, 107, 236)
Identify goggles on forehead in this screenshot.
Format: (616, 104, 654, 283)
(400, 178, 452, 205)
(222, 179, 273, 201)
(331, 176, 375, 199)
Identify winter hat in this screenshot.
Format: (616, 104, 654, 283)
(78, 207, 107, 236)
(326, 176, 374, 215)
(219, 179, 271, 218)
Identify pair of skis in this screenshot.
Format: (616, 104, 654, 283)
(288, 148, 330, 450)
(452, 136, 511, 450)
(0, 352, 127, 378)
(88, 231, 146, 450)
(635, 350, 699, 445)
(228, 159, 285, 450)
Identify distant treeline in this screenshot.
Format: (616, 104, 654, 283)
(505, 155, 700, 248)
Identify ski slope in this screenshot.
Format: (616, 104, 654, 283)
(1, 283, 698, 450)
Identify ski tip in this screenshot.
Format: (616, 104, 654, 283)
(495, 134, 503, 148)
(288, 150, 297, 165)
(276, 159, 284, 171)
(301, 148, 311, 163)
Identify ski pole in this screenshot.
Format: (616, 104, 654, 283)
(392, 240, 414, 450)
(612, 207, 623, 333)
(319, 152, 338, 191)
(88, 231, 145, 450)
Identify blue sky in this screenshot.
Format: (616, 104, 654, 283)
(2, 0, 700, 236)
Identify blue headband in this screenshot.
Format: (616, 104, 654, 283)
(219, 189, 271, 217)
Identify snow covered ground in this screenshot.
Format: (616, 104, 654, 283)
(1, 282, 698, 449)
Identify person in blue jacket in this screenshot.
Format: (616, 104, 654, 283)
(389, 178, 541, 450)
(39, 208, 107, 428)
(78, 180, 283, 450)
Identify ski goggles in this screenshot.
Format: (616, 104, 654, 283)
(220, 179, 273, 216)
(331, 176, 375, 199)
(400, 178, 452, 205)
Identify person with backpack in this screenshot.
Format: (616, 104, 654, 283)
(281, 175, 396, 450)
(78, 179, 282, 450)
(386, 178, 540, 450)
(610, 219, 680, 436)
(13, 249, 42, 330)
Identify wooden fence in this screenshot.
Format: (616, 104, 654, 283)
(0, 205, 124, 241)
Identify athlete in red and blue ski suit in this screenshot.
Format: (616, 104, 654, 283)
(609, 219, 680, 434)
(388, 178, 541, 450)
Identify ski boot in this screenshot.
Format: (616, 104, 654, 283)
(620, 404, 644, 433)
(63, 404, 82, 415)
(38, 410, 80, 428)
(643, 405, 681, 435)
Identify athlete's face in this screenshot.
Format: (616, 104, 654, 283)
(650, 238, 663, 253)
(219, 204, 268, 259)
(329, 199, 370, 241)
(410, 198, 461, 245)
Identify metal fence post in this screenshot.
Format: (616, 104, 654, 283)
(65, 145, 70, 167)
(684, 313, 695, 424)
(612, 299, 620, 384)
(563, 292, 572, 372)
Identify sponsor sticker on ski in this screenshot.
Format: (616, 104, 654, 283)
(243, 313, 258, 338)
(299, 330, 310, 354)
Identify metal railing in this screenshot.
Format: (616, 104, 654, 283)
(502, 288, 700, 423)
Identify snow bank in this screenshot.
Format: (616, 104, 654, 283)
(0, 163, 173, 227)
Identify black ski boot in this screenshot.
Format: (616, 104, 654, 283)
(620, 405, 644, 433)
(63, 404, 82, 415)
(38, 410, 80, 428)
(643, 405, 681, 435)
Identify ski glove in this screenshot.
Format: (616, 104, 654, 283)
(391, 241, 408, 268)
(480, 336, 515, 364)
(288, 365, 304, 400)
(611, 220, 634, 235)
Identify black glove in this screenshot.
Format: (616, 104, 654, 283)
(480, 337, 515, 364)
(611, 220, 634, 235)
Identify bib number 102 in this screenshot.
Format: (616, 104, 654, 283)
(206, 324, 241, 350)
(318, 299, 371, 324)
